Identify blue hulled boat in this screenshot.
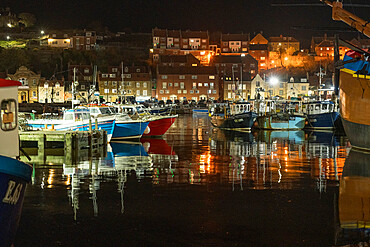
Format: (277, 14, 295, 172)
(26, 106, 149, 141)
(81, 105, 150, 141)
(111, 118, 149, 140)
(0, 79, 33, 247)
(303, 101, 339, 130)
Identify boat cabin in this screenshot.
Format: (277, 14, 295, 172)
(87, 106, 116, 118)
(230, 103, 253, 115)
(304, 101, 336, 115)
(120, 105, 148, 116)
(63, 108, 91, 121)
(0, 79, 22, 158)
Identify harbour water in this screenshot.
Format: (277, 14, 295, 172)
(15, 115, 369, 247)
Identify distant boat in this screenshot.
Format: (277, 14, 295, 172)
(303, 101, 340, 130)
(210, 102, 257, 130)
(0, 79, 33, 246)
(192, 108, 209, 114)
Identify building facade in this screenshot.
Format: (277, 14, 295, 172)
(268, 35, 300, 52)
(156, 66, 219, 102)
(220, 33, 249, 53)
(38, 79, 65, 103)
(98, 65, 151, 102)
(7, 66, 41, 103)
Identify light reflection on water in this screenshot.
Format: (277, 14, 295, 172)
(15, 115, 369, 247)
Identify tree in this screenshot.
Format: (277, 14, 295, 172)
(0, 48, 29, 73)
(18, 13, 36, 28)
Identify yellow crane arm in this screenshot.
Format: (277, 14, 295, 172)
(321, 0, 370, 38)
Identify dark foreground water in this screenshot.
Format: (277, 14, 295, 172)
(15, 115, 370, 247)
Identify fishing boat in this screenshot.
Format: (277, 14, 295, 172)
(80, 105, 150, 140)
(0, 79, 33, 246)
(26, 107, 149, 141)
(303, 101, 339, 130)
(147, 103, 173, 115)
(26, 108, 115, 139)
(119, 104, 177, 137)
(255, 100, 306, 130)
(322, 0, 370, 151)
(210, 102, 257, 130)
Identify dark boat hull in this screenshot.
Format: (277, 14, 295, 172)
(212, 112, 257, 130)
(305, 112, 340, 129)
(342, 118, 370, 151)
(0, 155, 32, 247)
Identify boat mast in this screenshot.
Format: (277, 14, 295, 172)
(92, 65, 97, 104)
(72, 67, 76, 109)
(121, 61, 125, 103)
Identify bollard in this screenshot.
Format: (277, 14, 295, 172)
(89, 118, 92, 132)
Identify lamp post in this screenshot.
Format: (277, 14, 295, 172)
(44, 82, 48, 103)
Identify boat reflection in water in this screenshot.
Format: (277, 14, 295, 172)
(336, 150, 370, 246)
(17, 115, 359, 246)
(63, 142, 152, 219)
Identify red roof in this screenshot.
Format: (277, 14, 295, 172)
(0, 79, 21, 88)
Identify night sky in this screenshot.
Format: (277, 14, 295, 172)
(3, 0, 369, 44)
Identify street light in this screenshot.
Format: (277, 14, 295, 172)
(41, 30, 45, 35)
(268, 77, 279, 99)
(269, 77, 279, 86)
(44, 82, 49, 103)
(6, 36, 10, 40)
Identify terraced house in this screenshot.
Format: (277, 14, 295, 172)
(99, 65, 151, 102)
(156, 66, 219, 102)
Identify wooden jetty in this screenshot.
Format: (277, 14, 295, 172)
(19, 129, 107, 165)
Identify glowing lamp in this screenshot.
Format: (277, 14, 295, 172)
(269, 77, 279, 85)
